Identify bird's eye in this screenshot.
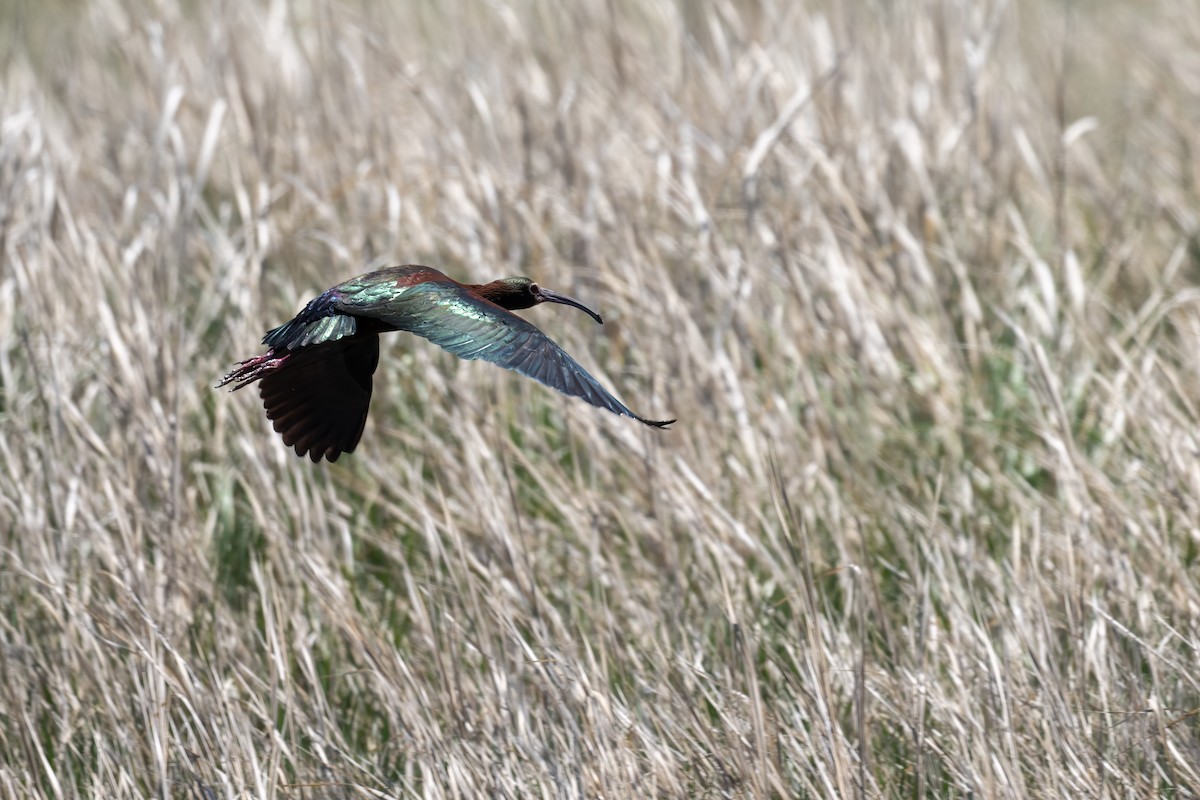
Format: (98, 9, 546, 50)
(529, 282, 539, 293)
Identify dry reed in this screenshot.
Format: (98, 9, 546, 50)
(1, 0, 1199, 796)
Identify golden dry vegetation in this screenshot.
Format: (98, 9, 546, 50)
(2, 0, 1200, 796)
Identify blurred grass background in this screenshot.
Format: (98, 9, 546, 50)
(2, 0, 1200, 796)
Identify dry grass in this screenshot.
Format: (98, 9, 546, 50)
(2, 0, 1200, 796)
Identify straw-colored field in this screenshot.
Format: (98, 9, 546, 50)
(3, 0, 1199, 796)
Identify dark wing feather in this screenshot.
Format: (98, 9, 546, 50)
(259, 335, 381, 462)
(344, 282, 672, 427)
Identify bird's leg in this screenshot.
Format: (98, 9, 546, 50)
(216, 351, 289, 391)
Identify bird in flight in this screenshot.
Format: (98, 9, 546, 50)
(218, 265, 674, 461)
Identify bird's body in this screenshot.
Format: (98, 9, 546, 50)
(218, 265, 673, 461)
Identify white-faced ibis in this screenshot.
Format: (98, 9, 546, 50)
(218, 265, 674, 462)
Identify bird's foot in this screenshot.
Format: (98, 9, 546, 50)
(216, 352, 288, 391)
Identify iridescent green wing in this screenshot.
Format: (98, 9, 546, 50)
(261, 267, 428, 351)
(354, 281, 666, 426)
(262, 290, 357, 350)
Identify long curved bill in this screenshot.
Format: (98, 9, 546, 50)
(538, 287, 604, 325)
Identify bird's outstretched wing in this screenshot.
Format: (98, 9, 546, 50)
(259, 335, 380, 462)
(342, 281, 672, 427)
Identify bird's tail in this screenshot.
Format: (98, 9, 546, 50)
(216, 351, 291, 391)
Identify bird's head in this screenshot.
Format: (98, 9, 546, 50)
(481, 277, 604, 324)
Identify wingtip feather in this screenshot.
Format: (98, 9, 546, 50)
(638, 416, 675, 429)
